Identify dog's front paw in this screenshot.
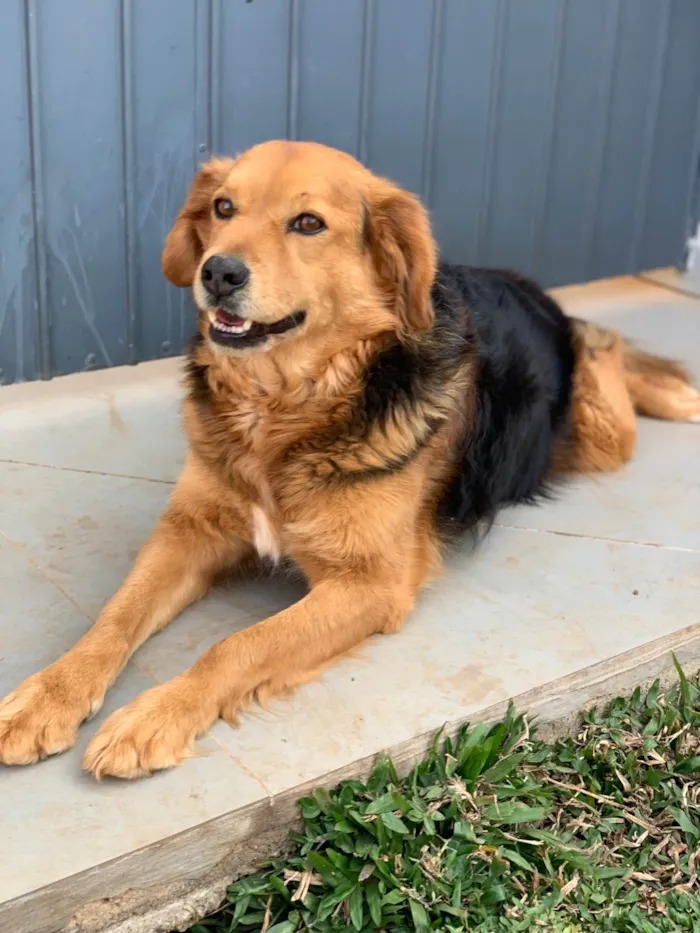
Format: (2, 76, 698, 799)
(0, 668, 103, 765)
(83, 683, 205, 779)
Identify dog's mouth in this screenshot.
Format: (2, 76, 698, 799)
(209, 308, 306, 349)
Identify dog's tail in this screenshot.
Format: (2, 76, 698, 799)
(570, 317, 700, 423)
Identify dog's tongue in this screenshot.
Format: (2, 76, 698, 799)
(215, 309, 246, 327)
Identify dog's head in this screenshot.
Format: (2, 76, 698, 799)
(162, 140, 436, 356)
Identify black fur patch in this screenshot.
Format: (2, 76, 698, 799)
(183, 334, 210, 403)
(435, 264, 575, 530)
(360, 284, 470, 425)
(324, 276, 473, 479)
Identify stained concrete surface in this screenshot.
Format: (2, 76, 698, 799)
(0, 276, 698, 928)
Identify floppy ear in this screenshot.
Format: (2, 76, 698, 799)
(365, 182, 437, 333)
(161, 159, 234, 287)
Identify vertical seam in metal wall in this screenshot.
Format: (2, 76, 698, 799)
(23, 0, 51, 379)
(530, 0, 566, 279)
(420, 0, 444, 207)
(119, 0, 137, 364)
(628, 1, 671, 272)
(475, 0, 507, 266)
(209, 0, 222, 154)
(583, 0, 621, 280)
(186, 0, 212, 351)
(680, 90, 700, 269)
(687, 91, 700, 228)
(357, 0, 375, 164)
(194, 0, 212, 164)
(287, 0, 301, 141)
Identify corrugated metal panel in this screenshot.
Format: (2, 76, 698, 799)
(0, 0, 39, 385)
(1, 0, 699, 384)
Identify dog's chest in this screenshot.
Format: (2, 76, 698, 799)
(204, 391, 331, 562)
(228, 447, 282, 563)
(250, 504, 280, 562)
(225, 404, 287, 562)
(232, 456, 282, 563)
(226, 395, 300, 455)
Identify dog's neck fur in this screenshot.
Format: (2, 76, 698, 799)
(183, 287, 471, 501)
(183, 329, 389, 493)
(187, 328, 386, 410)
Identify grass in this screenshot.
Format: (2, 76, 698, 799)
(188, 663, 700, 933)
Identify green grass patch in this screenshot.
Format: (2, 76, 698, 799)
(189, 665, 700, 932)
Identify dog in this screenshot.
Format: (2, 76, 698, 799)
(1, 140, 698, 779)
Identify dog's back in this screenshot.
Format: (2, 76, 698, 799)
(435, 264, 575, 528)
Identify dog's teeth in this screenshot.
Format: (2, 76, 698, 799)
(214, 318, 252, 335)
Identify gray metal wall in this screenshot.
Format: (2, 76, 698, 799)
(2, 0, 700, 385)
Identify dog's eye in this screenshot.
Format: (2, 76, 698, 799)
(290, 213, 325, 235)
(213, 198, 236, 220)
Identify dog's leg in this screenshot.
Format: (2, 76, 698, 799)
(0, 498, 248, 766)
(83, 576, 414, 778)
(623, 346, 700, 422)
(562, 320, 638, 473)
(560, 319, 700, 475)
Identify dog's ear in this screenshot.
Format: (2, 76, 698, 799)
(364, 181, 436, 333)
(161, 159, 234, 287)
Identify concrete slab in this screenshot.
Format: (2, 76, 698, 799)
(0, 276, 699, 933)
(0, 357, 184, 482)
(641, 265, 700, 300)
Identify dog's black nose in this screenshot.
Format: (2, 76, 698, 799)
(201, 255, 249, 299)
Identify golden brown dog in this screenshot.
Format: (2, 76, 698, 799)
(1, 140, 698, 779)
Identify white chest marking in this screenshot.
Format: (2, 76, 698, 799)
(252, 505, 281, 563)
